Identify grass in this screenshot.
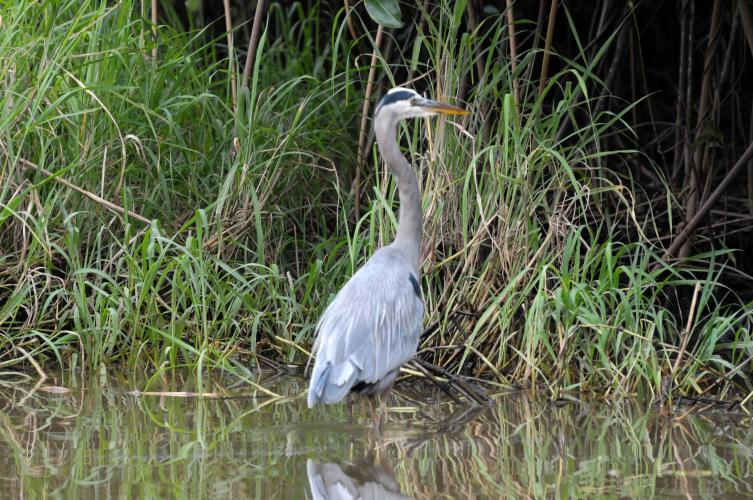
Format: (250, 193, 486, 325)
(0, 0, 751, 403)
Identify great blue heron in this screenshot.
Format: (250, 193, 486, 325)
(307, 87, 468, 418)
(307, 459, 411, 500)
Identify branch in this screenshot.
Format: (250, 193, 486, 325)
(664, 141, 753, 260)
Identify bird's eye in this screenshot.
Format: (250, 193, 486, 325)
(409, 98, 418, 105)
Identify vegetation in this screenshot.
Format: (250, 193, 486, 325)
(1, 0, 752, 403)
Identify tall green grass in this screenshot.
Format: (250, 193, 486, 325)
(0, 0, 751, 401)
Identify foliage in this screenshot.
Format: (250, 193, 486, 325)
(0, 0, 751, 402)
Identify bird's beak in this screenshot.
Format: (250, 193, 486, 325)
(415, 98, 469, 115)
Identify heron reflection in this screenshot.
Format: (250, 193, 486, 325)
(306, 458, 411, 500)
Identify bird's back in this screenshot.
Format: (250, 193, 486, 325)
(307, 246, 424, 407)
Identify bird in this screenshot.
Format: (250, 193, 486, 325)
(307, 459, 411, 500)
(307, 87, 468, 421)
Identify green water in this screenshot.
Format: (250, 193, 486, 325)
(1, 373, 751, 498)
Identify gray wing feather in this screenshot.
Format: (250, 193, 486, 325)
(307, 247, 423, 407)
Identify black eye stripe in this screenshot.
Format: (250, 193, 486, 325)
(377, 91, 417, 112)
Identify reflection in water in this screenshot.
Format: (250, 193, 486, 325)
(0, 373, 751, 498)
(307, 459, 411, 500)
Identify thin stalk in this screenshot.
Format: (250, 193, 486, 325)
(343, 0, 358, 40)
(671, 282, 701, 377)
(151, 0, 157, 59)
(538, 0, 558, 95)
(354, 23, 384, 221)
(505, 0, 519, 107)
(241, 0, 267, 90)
(223, 0, 237, 112)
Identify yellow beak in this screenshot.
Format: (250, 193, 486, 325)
(417, 98, 469, 115)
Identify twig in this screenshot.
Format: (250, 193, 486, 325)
(241, 0, 267, 90)
(664, 141, 753, 259)
(675, 394, 731, 406)
(407, 360, 461, 403)
(538, 0, 558, 95)
(222, 0, 237, 113)
(18, 158, 152, 225)
(698, 353, 753, 398)
(414, 358, 490, 405)
(354, 24, 384, 221)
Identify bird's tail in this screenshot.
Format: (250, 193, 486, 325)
(307, 359, 359, 407)
(307, 362, 331, 408)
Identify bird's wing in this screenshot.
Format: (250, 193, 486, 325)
(308, 248, 424, 405)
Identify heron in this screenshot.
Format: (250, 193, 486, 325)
(307, 459, 410, 500)
(307, 87, 468, 421)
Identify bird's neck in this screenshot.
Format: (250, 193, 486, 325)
(375, 122, 422, 272)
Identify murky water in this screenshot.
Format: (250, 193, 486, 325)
(0, 372, 751, 498)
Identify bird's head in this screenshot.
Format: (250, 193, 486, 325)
(374, 87, 468, 124)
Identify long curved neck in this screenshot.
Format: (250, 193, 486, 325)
(375, 120, 422, 272)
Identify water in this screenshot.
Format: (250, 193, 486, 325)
(1, 372, 752, 498)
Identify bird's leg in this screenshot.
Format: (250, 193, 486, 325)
(363, 396, 377, 426)
(347, 396, 354, 424)
(376, 386, 393, 431)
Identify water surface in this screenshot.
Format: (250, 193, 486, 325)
(0, 373, 751, 498)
